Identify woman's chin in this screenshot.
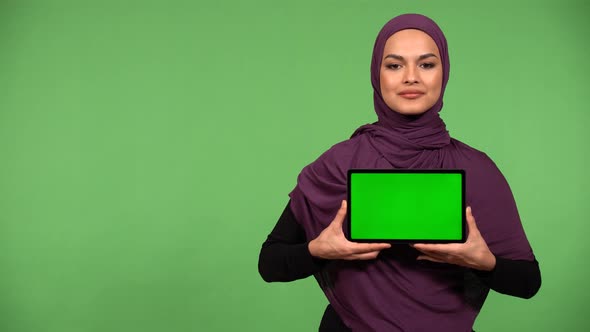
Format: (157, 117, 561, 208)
(391, 108, 429, 116)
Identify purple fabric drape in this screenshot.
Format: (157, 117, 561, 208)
(288, 13, 534, 331)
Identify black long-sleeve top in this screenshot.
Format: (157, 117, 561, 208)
(258, 201, 541, 299)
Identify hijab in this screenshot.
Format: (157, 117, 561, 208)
(288, 13, 534, 331)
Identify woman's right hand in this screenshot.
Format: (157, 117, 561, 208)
(308, 200, 391, 260)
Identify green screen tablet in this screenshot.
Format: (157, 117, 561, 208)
(347, 169, 465, 243)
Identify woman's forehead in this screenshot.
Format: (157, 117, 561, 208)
(382, 29, 440, 57)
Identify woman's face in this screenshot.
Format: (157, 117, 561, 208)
(379, 29, 443, 115)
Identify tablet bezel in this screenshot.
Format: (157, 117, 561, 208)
(346, 169, 466, 244)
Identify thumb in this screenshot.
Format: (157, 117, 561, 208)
(331, 200, 347, 228)
(466, 206, 479, 236)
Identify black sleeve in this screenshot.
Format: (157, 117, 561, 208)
(473, 257, 541, 299)
(258, 202, 542, 299)
(258, 201, 327, 282)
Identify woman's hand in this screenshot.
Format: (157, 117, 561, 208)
(308, 200, 391, 260)
(412, 207, 496, 271)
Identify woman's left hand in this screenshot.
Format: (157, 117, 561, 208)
(412, 206, 496, 271)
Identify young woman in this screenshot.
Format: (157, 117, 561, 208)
(259, 13, 541, 332)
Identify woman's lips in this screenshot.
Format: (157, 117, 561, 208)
(399, 92, 424, 99)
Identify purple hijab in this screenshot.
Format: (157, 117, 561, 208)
(289, 13, 535, 331)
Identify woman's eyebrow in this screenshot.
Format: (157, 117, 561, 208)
(383, 53, 438, 61)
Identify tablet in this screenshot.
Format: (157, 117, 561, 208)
(347, 169, 465, 243)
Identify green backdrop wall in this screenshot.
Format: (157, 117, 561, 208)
(0, 0, 588, 331)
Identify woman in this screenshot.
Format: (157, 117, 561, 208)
(258, 13, 541, 331)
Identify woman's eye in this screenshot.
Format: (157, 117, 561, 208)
(420, 63, 435, 69)
(386, 64, 401, 70)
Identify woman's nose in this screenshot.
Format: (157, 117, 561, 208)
(403, 65, 419, 84)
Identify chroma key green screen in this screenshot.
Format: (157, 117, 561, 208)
(348, 170, 465, 242)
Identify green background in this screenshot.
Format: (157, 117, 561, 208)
(350, 172, 462, 240)
(0, 0, 588, 331)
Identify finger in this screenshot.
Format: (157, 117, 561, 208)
(331, 200, 348, 228)
(413, 248, 443, 258)
(465, 206, 479, 236)
(417, 255, 446, 263)
(349, 242, 391, 254)
(348, 251, 381, 260)
(413, 243, 460, 256)
(412, 243, 450, 252)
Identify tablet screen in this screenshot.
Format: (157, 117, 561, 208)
(347, 169, 465, 243)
